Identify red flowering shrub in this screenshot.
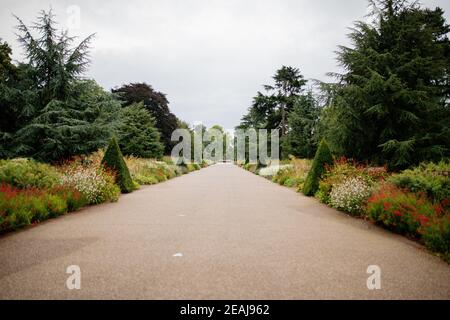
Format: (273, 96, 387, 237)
(368, 183, 436, 236)
(367, 183, 450, 259)
(0, 183, 86, 233)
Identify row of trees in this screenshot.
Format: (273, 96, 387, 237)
(0, 11, 181, 162)
(238, 0, 450, 169)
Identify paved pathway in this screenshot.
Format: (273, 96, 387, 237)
(1, 164, 449, 299)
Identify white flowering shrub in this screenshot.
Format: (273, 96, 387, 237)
(60, 165, 120, 204)
(330, 177, 372, 216)
(258, 165, 292, 178)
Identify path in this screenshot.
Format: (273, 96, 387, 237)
(1, 164, 449, 299)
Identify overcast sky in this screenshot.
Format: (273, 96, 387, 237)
(1, 0, 449, 129)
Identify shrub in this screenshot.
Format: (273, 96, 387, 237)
(303, 139, 333, 196)
(102, 137, 135, 193)
(125, 156, 182, 185)
(367, 184, 440, 237)
(317, 157, 374, 204)
(59, 164, 120, 204)
(389, 161, 449, 203)
(51, 185, 87, 211)
(422, 215, 450, 261)
(330, 177, 372, 216)
(0, 183, 69, 232)
(0, 158, 60, 189)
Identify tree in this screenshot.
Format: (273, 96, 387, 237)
(117, 102, 164, 158)
(302, 139, 333, 196)
(102, 137, 135, 193)
(15, 10, 94, 107)
(271, 66, 307, 136)
(0, 11, 119, 162)
(239, 66, 307, 136)
(322, 0, 450, 169)
(112, 83, 179, 154)
(12, 80, 120, 161)
(283, 92, 320, 159)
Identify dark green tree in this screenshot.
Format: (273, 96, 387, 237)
(12, 80, 120, 161)
(322, 0, 450, 169)
(302, 139, 333, 196)
(283, 92, 321, 159)
(112, 83, 179, 154)
(239, 66, 307, 136)
(117, 102, 164, 158)
(102, 137, 135, 193)
(15, 10, 94, 107)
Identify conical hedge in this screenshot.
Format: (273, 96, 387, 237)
(302, 139, 333, 196)
(102, 137, 135, 193)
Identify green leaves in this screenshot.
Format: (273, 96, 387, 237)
(322, 0, 450, 169)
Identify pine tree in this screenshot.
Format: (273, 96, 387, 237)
(117, 102, 164, 158)
(323, 0, 450, 169)
(102, 137, 135, 193)
(302, 139, 333, 196)
(283, 92, 320, 159)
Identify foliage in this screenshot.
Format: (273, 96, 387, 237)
(12, 80, 120, 161)
(102, 137, 135, 193)
(15, 10, 94, 105)
(112, 83, 179, 154)
(317, 157, 378, 204)
(389, 161, 450, 203)
(1, 11, 120, 162)
(322, 0, 450, 169)
(330, 176, 372, 216)
(0, 183, 69, 232)
(367, 183, 447, 237)
(270, 157, 312, 189)
(283, 92, 321, 159)
(237, 66, 308, 157)
(59, 162, 120, 204)
(303, 139, 333, 196)
(117, 102, 164, 159)
(0, 158, 60, 189)
(422, 215, 450, 261)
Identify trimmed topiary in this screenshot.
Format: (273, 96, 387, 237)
(302, 139, 333, 196)
(102, 137, 135, 193)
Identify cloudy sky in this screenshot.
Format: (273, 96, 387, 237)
(1, 0, 449, 129)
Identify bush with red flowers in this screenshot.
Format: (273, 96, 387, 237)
(367, 183, 450, 260)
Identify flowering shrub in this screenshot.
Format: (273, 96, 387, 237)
(59, 164, 120, 204)
(330, 177, 372, 216)
(0, 183, 69, 232)
(367, 183, 442, 237)
(389, 161, 449, 203)
(125, 156, 184, 185)
(260, 165, 291, 179)
(367, 183, 449, 259)
(317, 157, 377, 204)
(0, 158, 60, 189)
(270, 158, 312, 189)
(422, 215, 450, 261)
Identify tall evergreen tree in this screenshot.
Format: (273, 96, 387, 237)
(112, 83, 179, 154)
(117, 102, 164, 158)
(323, 0, 450, 169)
(283, 92, 320, 159)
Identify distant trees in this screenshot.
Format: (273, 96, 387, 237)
(112, 83, 180, 154)
(238, 66, 320, 160)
